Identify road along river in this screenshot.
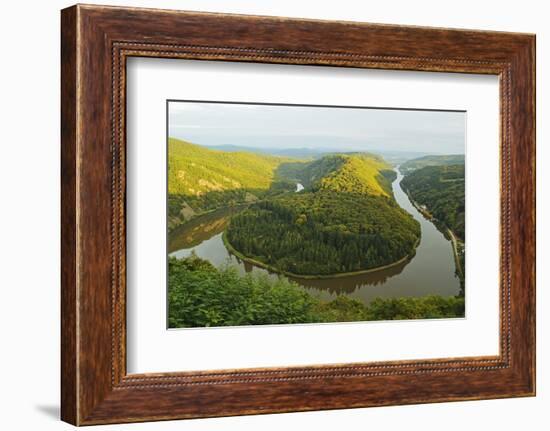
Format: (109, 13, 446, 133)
(169, 170, 461, 305)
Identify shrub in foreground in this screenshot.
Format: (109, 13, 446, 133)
(168, 255, 465, 328)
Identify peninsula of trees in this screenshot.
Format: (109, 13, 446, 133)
(225, 153, 421, 276)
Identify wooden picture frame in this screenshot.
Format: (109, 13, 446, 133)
(61, 4, 535, 426)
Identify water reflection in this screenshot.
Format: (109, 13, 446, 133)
(291, 256, 412, 293)
(169, 206, 244, 252)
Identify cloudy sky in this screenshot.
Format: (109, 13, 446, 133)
(168, 101, 465, 154)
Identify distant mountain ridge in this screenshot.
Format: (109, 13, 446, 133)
(203, 144, 326, 159)
(400, 154, 465, 173)
(204, 144, 431, 164)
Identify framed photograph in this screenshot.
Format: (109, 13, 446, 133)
(61, 4, 535, 425)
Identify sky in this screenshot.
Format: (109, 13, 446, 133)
(168, 101, 465, 155)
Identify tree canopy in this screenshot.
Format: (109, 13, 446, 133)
(225, 153, 420, 276)
(168, 255, 464, 328)
(401, 164, 465, 240)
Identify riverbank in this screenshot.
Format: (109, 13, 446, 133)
(401, 185, 464, 280)
(446, 228, 464, 279)
(169, 182, 306, 234)
(168, 204, 248, 235)
(222, 231, 420, 280)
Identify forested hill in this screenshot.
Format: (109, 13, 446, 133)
(168, 140, 397, 231)
(226, 153, 421, 276)
(276, 153, 396, 197)
(168, 138, 295, 230)
(400, 164, 465, 240)
(169, 138, 290, 195)
(400, 154, 465, 173)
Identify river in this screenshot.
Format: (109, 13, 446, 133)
(169, 170, 461, 305)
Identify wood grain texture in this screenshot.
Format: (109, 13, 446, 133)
(60, 5, 78, 425)
(60, 4, 536, 426)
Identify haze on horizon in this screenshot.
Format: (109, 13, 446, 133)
(168, 101, 465, 155)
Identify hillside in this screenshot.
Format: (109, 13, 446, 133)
(226, 153, 421, 276)
(400, 154, 465, 173)
(168, 138, 296, 230)
(168, 140, 397, 231)
(314, 154, 396, 197)
(400, 164, 465, 240)
(168, 138, 292, 195)
(276, 153, 396, 197)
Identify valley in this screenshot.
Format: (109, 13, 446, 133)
(167, 142, 465, 326)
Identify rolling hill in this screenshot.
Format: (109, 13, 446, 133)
(312, 154, 396, 197)
(168, 139, 399, 232)
(169, 138, 291, 196)
(275, 153, 396, 197)
(168, 138, 296, 230)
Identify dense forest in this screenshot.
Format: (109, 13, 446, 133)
(400, 154, 465, 173)
(225, 154, 420, 276)
(168, 138, 296, 230)
(400, 164, 465, 240)
(401, 164, 465, 288)
(275, 153, 396, 196)
(168, 255, 465, 328)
